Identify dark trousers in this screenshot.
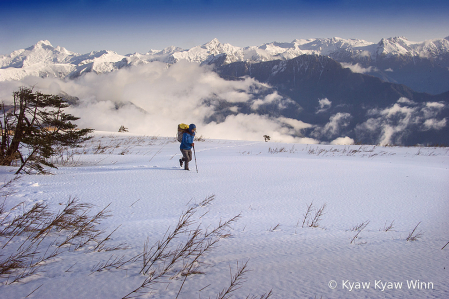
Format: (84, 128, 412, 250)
(180, 149, 192, 170)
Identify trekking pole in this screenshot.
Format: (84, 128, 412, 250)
(193, 145, 198, 173)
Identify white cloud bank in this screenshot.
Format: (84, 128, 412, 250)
(1, 64, 446, 146)
(341, 62, 379, 74)
(0, 61, 314, 143)
(331, 136, 354, 145)
(356, 98, 447, 145)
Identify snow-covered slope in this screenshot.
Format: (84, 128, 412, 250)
(0, 133, 448, 298)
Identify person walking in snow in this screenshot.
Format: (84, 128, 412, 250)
(179, 124, 196, 170)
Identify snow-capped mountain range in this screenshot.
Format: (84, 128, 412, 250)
(1, 36, 449, 93)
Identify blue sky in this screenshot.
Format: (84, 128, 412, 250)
(1, 0, 448, 55)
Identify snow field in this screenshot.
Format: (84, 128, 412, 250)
(0, 132, 448, 298)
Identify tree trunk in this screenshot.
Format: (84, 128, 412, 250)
(2, 91, 27, 166)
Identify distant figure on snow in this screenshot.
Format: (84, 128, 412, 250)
(179, 124, 196, 170)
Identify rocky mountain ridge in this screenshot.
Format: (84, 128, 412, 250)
(212, 54, 449, 145)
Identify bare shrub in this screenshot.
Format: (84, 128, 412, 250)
(122, 200, 241, 298)
(122, 195, 231, 297)
(1, 181, 271, 298)
(120, 195, 271, 299)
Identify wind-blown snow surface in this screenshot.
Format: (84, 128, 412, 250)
(1, 132, 448, 299)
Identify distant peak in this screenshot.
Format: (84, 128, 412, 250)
(55, 45, 72, 54)
(160, 45, 184, 55)
(383, 36, 408, 43)
(24, 40, 54, 51)
(203, 38, 221, 47)
(210, 38, 221, 43)
(36, 40, 53, 47)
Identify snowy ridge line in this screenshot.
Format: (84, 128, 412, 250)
(1, 36, 449, 82)
(48, 134, 449, 171)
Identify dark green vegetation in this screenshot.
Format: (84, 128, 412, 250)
(1, 87, 93, 174)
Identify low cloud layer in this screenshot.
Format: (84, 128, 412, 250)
(1, 63, 446, 146)
(356, 98, 447, 145)
(341, 62, 379, 74)
(0, 61, 315, 143)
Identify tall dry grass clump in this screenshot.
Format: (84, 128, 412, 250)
(1, 182, 272, 298)
(0, 177, 117, 285)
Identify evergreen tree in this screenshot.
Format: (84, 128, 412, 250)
(1, 87, 93, 174)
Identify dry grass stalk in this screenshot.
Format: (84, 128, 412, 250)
(122, 195, 243, 299)
(2, 180, 271, 298)
(91, 255, 129, 273)
(246, 290, 273, 299)
(380, 220, 395, 232)
(269, 223, 281, 232)
(215, 260, 272, 299)
(301, 202, 313, 228)
(306, 145, 398, 158)
(302, 202, 327, 228)
(268, 147, 287, 154)
(442, 241, 449, 250)
(406, 221, 423, 241)
(216, 261, 250, 299)
(198, 194, 215, 207)
(350, 220, 370, 244)
(350, 220, 370, 232)
(309, 204, 326, 228)
(25, 283, 44, 298)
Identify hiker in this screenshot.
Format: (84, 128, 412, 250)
(179, 124, 196, 170)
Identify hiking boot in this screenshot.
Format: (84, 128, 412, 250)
(179, 159, 183, 167)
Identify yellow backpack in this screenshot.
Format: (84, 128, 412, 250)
(177, 123, 189, 142)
